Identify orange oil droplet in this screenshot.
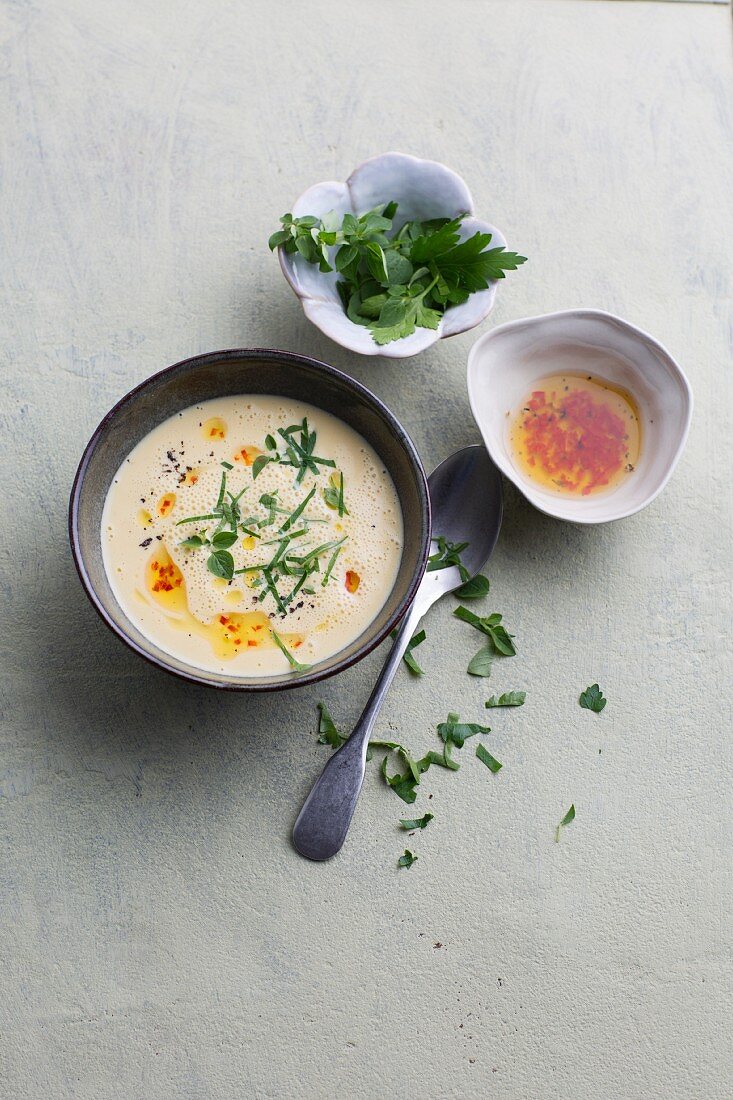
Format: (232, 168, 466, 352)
(234, 445, 262, 466)
(157, 492, 176, 517)
(202, 417, 227, 441)
(146, 548, 186, 611)
(345, 570, 360, 593)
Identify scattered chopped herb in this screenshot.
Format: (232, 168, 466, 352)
(476, 743, 502, 773)
(455, 573, 490, 599)
(320, 545, 342, 587)
(485, 691, 526, 708)
(180, 534, 207, 549)
(427, 536, 470, 581)
(381, 755, 419, 804)
(579, 683, 606, 713)
(391, 628, 426, 675)
(280, 485, 317, 533)
(252, 454, 272, 479)
(400, 813, 433, 831)
(467, 645, 494, 678)
(220, 460, 233, 470)
(316, 702, 346, 748)
(555, 804, 576, 842)
(454, 605, 517, 656)
(437, 711, 491, 748)
(398, 849, 418, 869)
(418, 748, 460, 772)
(270, 204, 526, 346)
(323, 471, 348, 516)
(271, 629, 312, 673)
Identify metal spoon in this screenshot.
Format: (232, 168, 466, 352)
(292, 444, 503, 861)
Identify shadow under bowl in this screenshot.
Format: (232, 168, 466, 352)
(69, 349, 431, 690)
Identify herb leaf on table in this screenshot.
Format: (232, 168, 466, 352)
(485, 691, 526, 708)
(555, 804, 576, 843)
(476, 744, 502, 773)
(579, 683, 607, 713)
(400, 813, 433, 831)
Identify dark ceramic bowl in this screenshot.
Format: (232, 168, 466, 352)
(69, 349, 431, 691)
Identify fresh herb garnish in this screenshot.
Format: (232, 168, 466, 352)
(467, 645, 494, 678)
(485, 691, 526, 708)
(323, 471, 348, 517)
(270, 204, 526, 346)
(555, 804, 576, 843)
(207, 549, 234, 581)
(427, 536, 470, 581)
(579, 683, 606, 713)
(210, 530, 238, 550)
(476, 743, 502, 773)
(271, 629, 311, 673)
(398, 849, 418, 869)
(455, 574, 490, 599)
(454, 606, 517, 656)
(390, 628, 426, 675)
(400, 813, 433, 831)
(437, 711, 491, 748)
(316, 702, 346, 748)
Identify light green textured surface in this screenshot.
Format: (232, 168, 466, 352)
(1, 1, 731, 1097)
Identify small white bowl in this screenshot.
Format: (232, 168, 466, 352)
(277, 152, 508, 358)
(467, 309, 693, 524)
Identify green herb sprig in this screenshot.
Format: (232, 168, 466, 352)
(270, 204, 526, 346)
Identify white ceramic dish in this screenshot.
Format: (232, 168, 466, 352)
(277, 152, 508, 358)
(467, 309, 693, 524)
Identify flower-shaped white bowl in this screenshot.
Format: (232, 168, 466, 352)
(467, 309, 693, 524)
(277, 152, 508, 358)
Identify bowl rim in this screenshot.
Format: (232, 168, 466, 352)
(467, 307, 694, 524)
(69, 347, 432, 691)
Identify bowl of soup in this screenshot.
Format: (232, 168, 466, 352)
(70, 349, 431, 689)
(467, 310, 692, 524)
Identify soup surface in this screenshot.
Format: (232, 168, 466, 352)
(102, 396, 403, 676)
(509, 373, 641, 496)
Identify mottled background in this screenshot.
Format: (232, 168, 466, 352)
(1, 1, 731, 1097)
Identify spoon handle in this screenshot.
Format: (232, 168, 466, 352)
(292, 600, 425, 861)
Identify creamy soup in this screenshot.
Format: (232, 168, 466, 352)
(102, 396, 403, 676)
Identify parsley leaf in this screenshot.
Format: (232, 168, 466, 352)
(579, 684, 607, 713)
(467, 645, 494, 678)
(455, 574, 490, 599)
(454, 605, 517, 656)
(270, 204, 526, 345)
(427, 536, 470, 581)
(437, 711, 491, 748)
(316, 702, 346, 748)
(400, 813, 433, 831)
(398, 849, 418, 869)
(485, 691, 526, 708)
(207, 549, 234, 580)
(555, 804, 576, 842)
(476, 744, 502, 773)
(391, 628, 426, 675)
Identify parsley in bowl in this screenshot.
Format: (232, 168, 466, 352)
(270, 152, 527, 358)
